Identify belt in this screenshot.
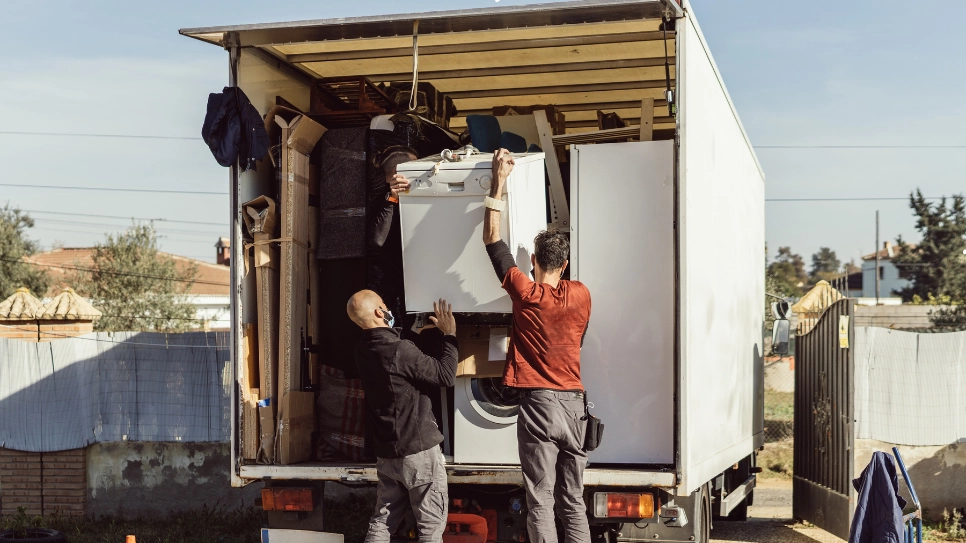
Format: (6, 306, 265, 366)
(522, 388, 584, 398)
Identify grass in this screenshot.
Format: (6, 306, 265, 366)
(758, 438, 794, 479)
(0, 497, 374, 543)
(764, 391, 794, 421)
(922, 509, 966, 542)
(1, 505, 262, 543)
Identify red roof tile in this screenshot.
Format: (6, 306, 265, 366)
(23, 248, 229, 297)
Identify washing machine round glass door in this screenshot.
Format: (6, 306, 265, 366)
(465, 377, 522, 424)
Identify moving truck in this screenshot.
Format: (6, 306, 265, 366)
(180, 1, 767, 541)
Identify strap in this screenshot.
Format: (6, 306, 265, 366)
(484, 196, 506, 211)
(243, 237, 309, 276)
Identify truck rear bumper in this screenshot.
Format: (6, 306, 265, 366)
(241, 463, 676, 488)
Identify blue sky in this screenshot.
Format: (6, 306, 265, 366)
(2, 0, 965, 267)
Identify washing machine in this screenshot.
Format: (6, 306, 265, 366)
(452, 377, 522, 464)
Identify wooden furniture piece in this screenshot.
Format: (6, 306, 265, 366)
(309, 76, 395, 128)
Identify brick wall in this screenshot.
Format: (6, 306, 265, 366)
(38, 321, 94, 342)
(0, 321, 94, 342)
(0, 448, 87, 517)
(0, 320, 39, 342)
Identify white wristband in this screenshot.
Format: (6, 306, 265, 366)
(484, 196, 506, 211)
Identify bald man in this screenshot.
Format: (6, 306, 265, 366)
(348, 290, 458, 543)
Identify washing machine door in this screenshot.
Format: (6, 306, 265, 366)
(465, 377, 522, 424)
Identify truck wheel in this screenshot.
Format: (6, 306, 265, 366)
(694, 484, 711, 543)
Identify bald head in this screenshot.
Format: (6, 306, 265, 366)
(347, 290, 389, 330)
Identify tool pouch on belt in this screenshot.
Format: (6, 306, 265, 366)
(582, 394, 605, 452)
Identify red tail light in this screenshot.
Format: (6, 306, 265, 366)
(593, 492, 654, 519)
(261, 488, 314, 512)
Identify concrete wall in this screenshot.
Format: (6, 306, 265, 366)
(87, 442, 261, 518)
(855, 439, 966, 520)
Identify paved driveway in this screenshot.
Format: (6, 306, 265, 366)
(711, 478, 846, 543)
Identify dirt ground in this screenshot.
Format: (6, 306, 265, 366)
(711, 478, 846, 543)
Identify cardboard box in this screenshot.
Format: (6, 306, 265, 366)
(456, 326, 509, 378)
(242, 325, 260, 461)
(274, 111, 326, 395)
(243, 196, 281, 464)
(277, 391, 317, 465)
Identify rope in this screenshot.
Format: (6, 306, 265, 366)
(409, 20, 421, 111)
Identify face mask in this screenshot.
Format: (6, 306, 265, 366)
(381, 308, 395, 328)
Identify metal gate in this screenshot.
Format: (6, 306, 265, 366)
(793, 298, 855, 539)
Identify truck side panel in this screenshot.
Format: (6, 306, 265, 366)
(677, 3, 765, 494)
(231, 48, 312, 485)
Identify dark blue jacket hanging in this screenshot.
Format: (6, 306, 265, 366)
(202, 87, 269, 171)
(848, 451, 908, 543)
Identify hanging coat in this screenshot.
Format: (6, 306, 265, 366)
(848, 451, 908, 543)
(202, 87, 269, 171)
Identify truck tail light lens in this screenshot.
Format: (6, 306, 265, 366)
(261, 488, 314, 512)
(593, 492, 654, 519)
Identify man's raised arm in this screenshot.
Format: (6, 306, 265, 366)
(483, 149, 518, 282)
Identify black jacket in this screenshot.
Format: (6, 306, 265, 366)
(849, 451, 908, 543)
(202, 87, 269, 171)
(354, 327, 458, 459)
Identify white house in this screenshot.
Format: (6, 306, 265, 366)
(861, 241, 911, 299)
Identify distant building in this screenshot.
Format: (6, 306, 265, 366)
(23, 242, 230, 330)
(861, 241, 911, 299)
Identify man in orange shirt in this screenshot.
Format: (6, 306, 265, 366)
(482, 149, 593, 543)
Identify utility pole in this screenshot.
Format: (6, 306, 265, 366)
(875, 210, 880, 305)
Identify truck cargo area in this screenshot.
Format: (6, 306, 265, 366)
(181, 0, 765, 540)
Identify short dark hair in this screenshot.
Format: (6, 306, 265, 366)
(534, 230, 570, 272)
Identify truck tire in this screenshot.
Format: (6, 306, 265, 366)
(694, 484, 711, 543)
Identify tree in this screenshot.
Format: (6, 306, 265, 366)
(70, 224, 198, 332)
(0, 204, 50, 299)
(809, 247, 841, 283)
(767, 246, 807, 297)
(892, 190, 966, 302)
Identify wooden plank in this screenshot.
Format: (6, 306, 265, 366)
(287, 31, 675, 63)
(275, 19, 660, 55)
(446, 80, 669, 100)
(552, 126, 642, 145)
(458, 99, 669, 117)
(300, 41, 671, 80)
(335, 57, 675, 84)
(533, 110, 570, 231)
(640, 98, 654, 142)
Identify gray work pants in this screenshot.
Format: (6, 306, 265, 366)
(365, 445, 448, 543)
(517, 390, 591, 543)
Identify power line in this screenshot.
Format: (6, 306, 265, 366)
(766, 196, 946, 202)
(0, 131, 202, 141)
(31, 218, 225, 236)
(0, 257, 229, 287)
(21, 209, 227, 227)
(757, 145, 966, 149)
(4, 131, 965, 149)
(26, 225, 223, 245)
(0, 323, 225, 348)
(0, 183, 226, 196)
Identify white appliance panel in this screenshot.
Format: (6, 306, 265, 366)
(398, 154, 547, 313)
(452, 377, 520, 464)
(572, 141, 675, 464)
